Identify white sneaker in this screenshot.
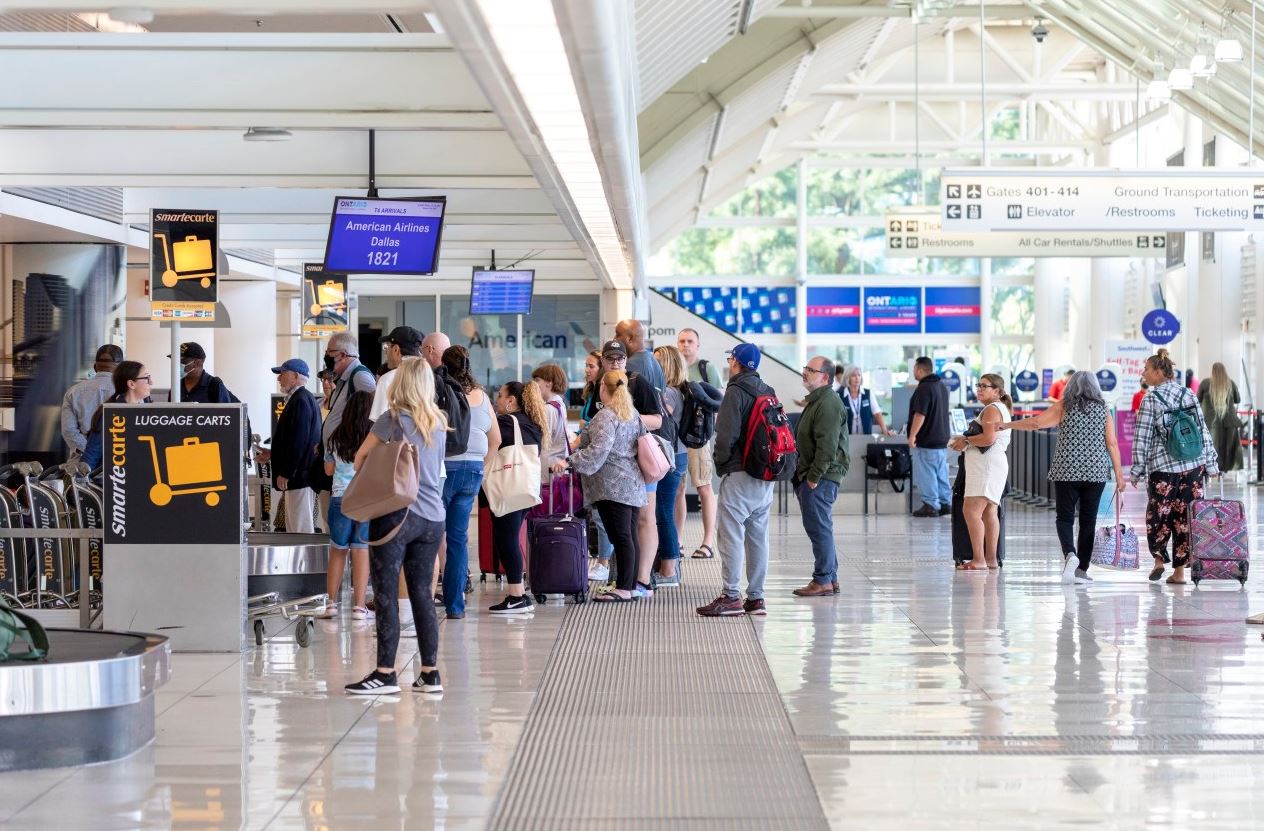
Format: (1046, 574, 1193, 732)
(352, 606, 374, 620)
(588, 562, 610, 583)
(1061, 555, 1078, 584)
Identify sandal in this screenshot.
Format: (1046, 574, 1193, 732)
(1148, 564, 1166, 582)
(691, 544, 715, 560)
(958, 563, 986, 571)
(594, 591, 636, 603)
(1165, 576, 1188, 585)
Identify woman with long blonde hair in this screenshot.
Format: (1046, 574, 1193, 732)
(345, 357, 448, 696)
(552, 370, 646, 602)
(651, 345, 690, 586)
(1198, 362, 1243, 473)
(486, 380, 550, 615)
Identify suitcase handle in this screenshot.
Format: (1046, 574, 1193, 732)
(183, 437, 201, 446)
(184, 235, 199, 243)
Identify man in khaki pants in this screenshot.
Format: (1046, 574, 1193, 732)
(676, 328, 722, 560)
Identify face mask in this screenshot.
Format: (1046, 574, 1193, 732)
(181, 362, 196, 378)
(324, 354, 337, 372)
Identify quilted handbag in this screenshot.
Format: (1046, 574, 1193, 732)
(1090, 490, 1140, 570)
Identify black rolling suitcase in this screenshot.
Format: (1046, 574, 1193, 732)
(527, 473, 589, 605)
(950, 462, 1005, 566)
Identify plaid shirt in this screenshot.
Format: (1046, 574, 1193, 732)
(1129, 380, 1220, 479)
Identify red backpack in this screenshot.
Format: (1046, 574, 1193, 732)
(741, 395, 798, 481)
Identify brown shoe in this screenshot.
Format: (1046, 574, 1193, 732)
(831, 581, 840, 594)
(793, 581, 835, 597)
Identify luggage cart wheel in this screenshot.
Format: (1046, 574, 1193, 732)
(199, 277, 212, 289)
(295, 620, 311, 648)
(534, 593, 546, 605)
(205, 492, 220, 507)
(150, 483, 174, 507)
(253, 618, 265, 646)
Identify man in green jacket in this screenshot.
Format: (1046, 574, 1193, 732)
(792, 355, 849, 597)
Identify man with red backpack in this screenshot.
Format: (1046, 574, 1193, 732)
(697, 343, 796, 617)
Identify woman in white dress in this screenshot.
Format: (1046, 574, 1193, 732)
(950, 373, 1012, 570)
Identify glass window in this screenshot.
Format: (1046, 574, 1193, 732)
(657, 227, 797, 276)
(439, 294, 599, 392)
(991, 285, 1035, 336)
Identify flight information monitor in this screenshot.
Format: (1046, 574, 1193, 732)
(470, 268, 535, 315)
(322, 196, 447, 275)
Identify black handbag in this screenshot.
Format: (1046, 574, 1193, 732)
(865, 443, 912, 492)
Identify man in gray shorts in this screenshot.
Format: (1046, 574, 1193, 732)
(676, 328, 722, 559)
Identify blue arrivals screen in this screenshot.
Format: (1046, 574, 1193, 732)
(323, 196, 447, 275)
(470, 269, 535, 315)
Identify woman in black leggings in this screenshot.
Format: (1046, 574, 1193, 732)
(487, 381, 550, 615)
(345, 358, 449, 696)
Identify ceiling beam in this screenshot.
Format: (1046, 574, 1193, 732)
(0, 1, 431, 13)
(762, 4, 1031, 19)
(815, 82, 1142, 100)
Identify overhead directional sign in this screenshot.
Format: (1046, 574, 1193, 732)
(885, 210, 1167, 258)
(941, 169, 1264, 232)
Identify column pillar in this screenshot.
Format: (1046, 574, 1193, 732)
(795, 157, 808, 369)
(1182, 110, 1203, 376)
(979, 258, 992, 368)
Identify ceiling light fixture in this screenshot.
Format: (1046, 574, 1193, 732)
(242, 127, 292, 142)
(1216, 37, 1244, 63)
(1191, 23, 1216, 77)
(1147, 58, 1172, 101)
(1168, 66, 1194, 90)
(107, 6, 154, 25)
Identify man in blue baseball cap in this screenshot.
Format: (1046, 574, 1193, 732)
(269, 358, 322, 533)
(698, 341, 780, 618)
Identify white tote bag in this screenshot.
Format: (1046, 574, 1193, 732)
(482, 414, 543, 517)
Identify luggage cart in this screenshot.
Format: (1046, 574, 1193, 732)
(140, 435, 227, 506)
(153, 232, 215, 289)
(13, 463, 73, 609)
(247, 591, 329, 648)
(0, 484, 24, 608)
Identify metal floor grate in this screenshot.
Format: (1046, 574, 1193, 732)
(798, 733, 1264, 756)
(489, 558, 829, 829)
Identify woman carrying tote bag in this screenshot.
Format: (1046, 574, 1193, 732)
(343, 357, 447, 697)
(483, 381, 550, 615)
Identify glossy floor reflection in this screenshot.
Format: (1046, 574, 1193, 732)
(3, 485, 1264, 829)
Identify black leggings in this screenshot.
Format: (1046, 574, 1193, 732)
(596, 500, 639, 591)
(369, 511, 443, 669)
(491, 508, 528, 584)
(1054, 481, 1106, 571)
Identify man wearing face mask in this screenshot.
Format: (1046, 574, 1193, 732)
(269, 359, 322, 533)
(322, 332, 376, 449)
(170, 342, 238, 404)
(790, 355, 848, 598)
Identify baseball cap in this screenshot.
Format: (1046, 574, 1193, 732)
(380, 326, 423, 349)
(726, 343, 761, 371)
(168, 341, 206, 361)
(601, 340, 628, 360)
(272, 358, 310, 377)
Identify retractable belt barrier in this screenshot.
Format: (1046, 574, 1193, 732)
(1005, 427, 1057, 509)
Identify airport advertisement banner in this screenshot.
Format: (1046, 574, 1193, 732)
(924, 287, 981, 334)
(150, 209, 218, 321)
(102, 403, 242, 545)
(301, 263, 349, 340)
(940, 169, 1264, 232)
(863, 288, 921, 334)
(884, 210, 1168, 258)
(806, 287, 861, 334)
(1105, 340, 1151, 402)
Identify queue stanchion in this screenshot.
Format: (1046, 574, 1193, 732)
(1255, 411, 1264, 485)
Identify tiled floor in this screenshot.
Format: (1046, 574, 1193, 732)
(5, 486, 1264, 829)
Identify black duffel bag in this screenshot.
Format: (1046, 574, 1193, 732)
(865, 443, 912, 492)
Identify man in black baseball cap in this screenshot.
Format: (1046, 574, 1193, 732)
(370, 326, 423, 421)
(170, 341, 238, 404)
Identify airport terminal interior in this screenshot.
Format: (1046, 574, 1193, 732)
(3, 0, 1264, 828)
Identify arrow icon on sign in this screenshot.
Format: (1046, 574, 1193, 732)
(946, 205, 961, 219)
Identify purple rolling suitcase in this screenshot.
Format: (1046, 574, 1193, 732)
(1190, 480, 1249, 586)
(527, 472, 589, 604)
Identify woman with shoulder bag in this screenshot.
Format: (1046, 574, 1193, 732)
(949, 374, 1012, 570)
(551, 370, 646, 602)
(344, 357, 448, 697)
(486, 381, 550, 615)
(1129, 348, 1219, 586)
(1002, 371, 1126, 584)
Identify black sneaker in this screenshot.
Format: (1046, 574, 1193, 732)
(345, 670, 400, 696)
(489, 595, 535, 615)
(413, 669, 443, 694)
(912, 504, 939, 518)
(938, 505, 952, 516)
(743, 598, 767, 616)
(434, 592, 445, 607)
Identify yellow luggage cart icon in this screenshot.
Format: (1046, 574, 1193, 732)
(309, 278, 346, 316)
(153, 232, 215, 289)
(140, 436, 227, 507)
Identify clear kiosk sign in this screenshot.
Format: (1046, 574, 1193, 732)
(886, 210, 1167, 258)
(102, 404, 242, 545)
(1096, 368, 1119, 393)
(1142, 309, 1180, 345)
(940, 170, 1264, 232)
(1015, 371, 1040, 393)
(150, 209, 218, 321)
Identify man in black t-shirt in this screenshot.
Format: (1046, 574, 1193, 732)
(907, 355, 952, 517)
(588, 339, 662, 596)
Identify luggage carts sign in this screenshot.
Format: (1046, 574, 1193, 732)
(150, 209, 219, 321)
(301, 263, 349, 340)
(103, 403, 242, 545)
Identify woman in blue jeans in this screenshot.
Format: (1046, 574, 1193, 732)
(652, 346, 689, 587)
(439, 346, 500, 619)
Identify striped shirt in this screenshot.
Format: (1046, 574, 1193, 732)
(1129, 380, 1220, 478)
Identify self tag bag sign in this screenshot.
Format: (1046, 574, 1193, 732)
(103, 404, 242, 545)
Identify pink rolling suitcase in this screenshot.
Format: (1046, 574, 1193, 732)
(1189, 481, 1249, 586)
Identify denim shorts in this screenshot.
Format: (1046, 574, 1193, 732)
(328, 497, 368, 550)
